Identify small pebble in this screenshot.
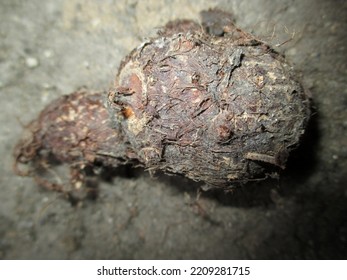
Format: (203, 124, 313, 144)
(25, 57, 39, 68)
(42, 83, 53, 89)
(43, 49, 53, 58)
(83, 61, 90, 69)
(92, 18, 101, 28)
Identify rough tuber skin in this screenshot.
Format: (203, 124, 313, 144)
(109, 16, 310, 187)
(14, 10, 310, 200)
(14, 90, 135, 200)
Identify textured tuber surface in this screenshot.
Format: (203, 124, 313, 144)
(108, 14, 310, 188)
(14, 10, 310, 198)
(14, 90, 134, 200)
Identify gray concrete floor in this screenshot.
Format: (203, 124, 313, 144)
(0, 0, 346, 259)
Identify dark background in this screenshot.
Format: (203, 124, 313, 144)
(0, 0, 346, 259)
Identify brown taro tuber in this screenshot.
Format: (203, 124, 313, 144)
(14, 10, 310, 201)
(14, 90, 136, 200)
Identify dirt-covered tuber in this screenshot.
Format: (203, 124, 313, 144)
(14, 90, 135, 200)
(14, 10, 310, 200)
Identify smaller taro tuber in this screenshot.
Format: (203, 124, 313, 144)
(14, 90, 136, 200)
(14, 10, 310, 201)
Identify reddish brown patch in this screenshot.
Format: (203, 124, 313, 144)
(180, 39, 195, 51)
(122, 106, 134, 118)
(128, 74, 142, 95)
(218, 125, 232, 141)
